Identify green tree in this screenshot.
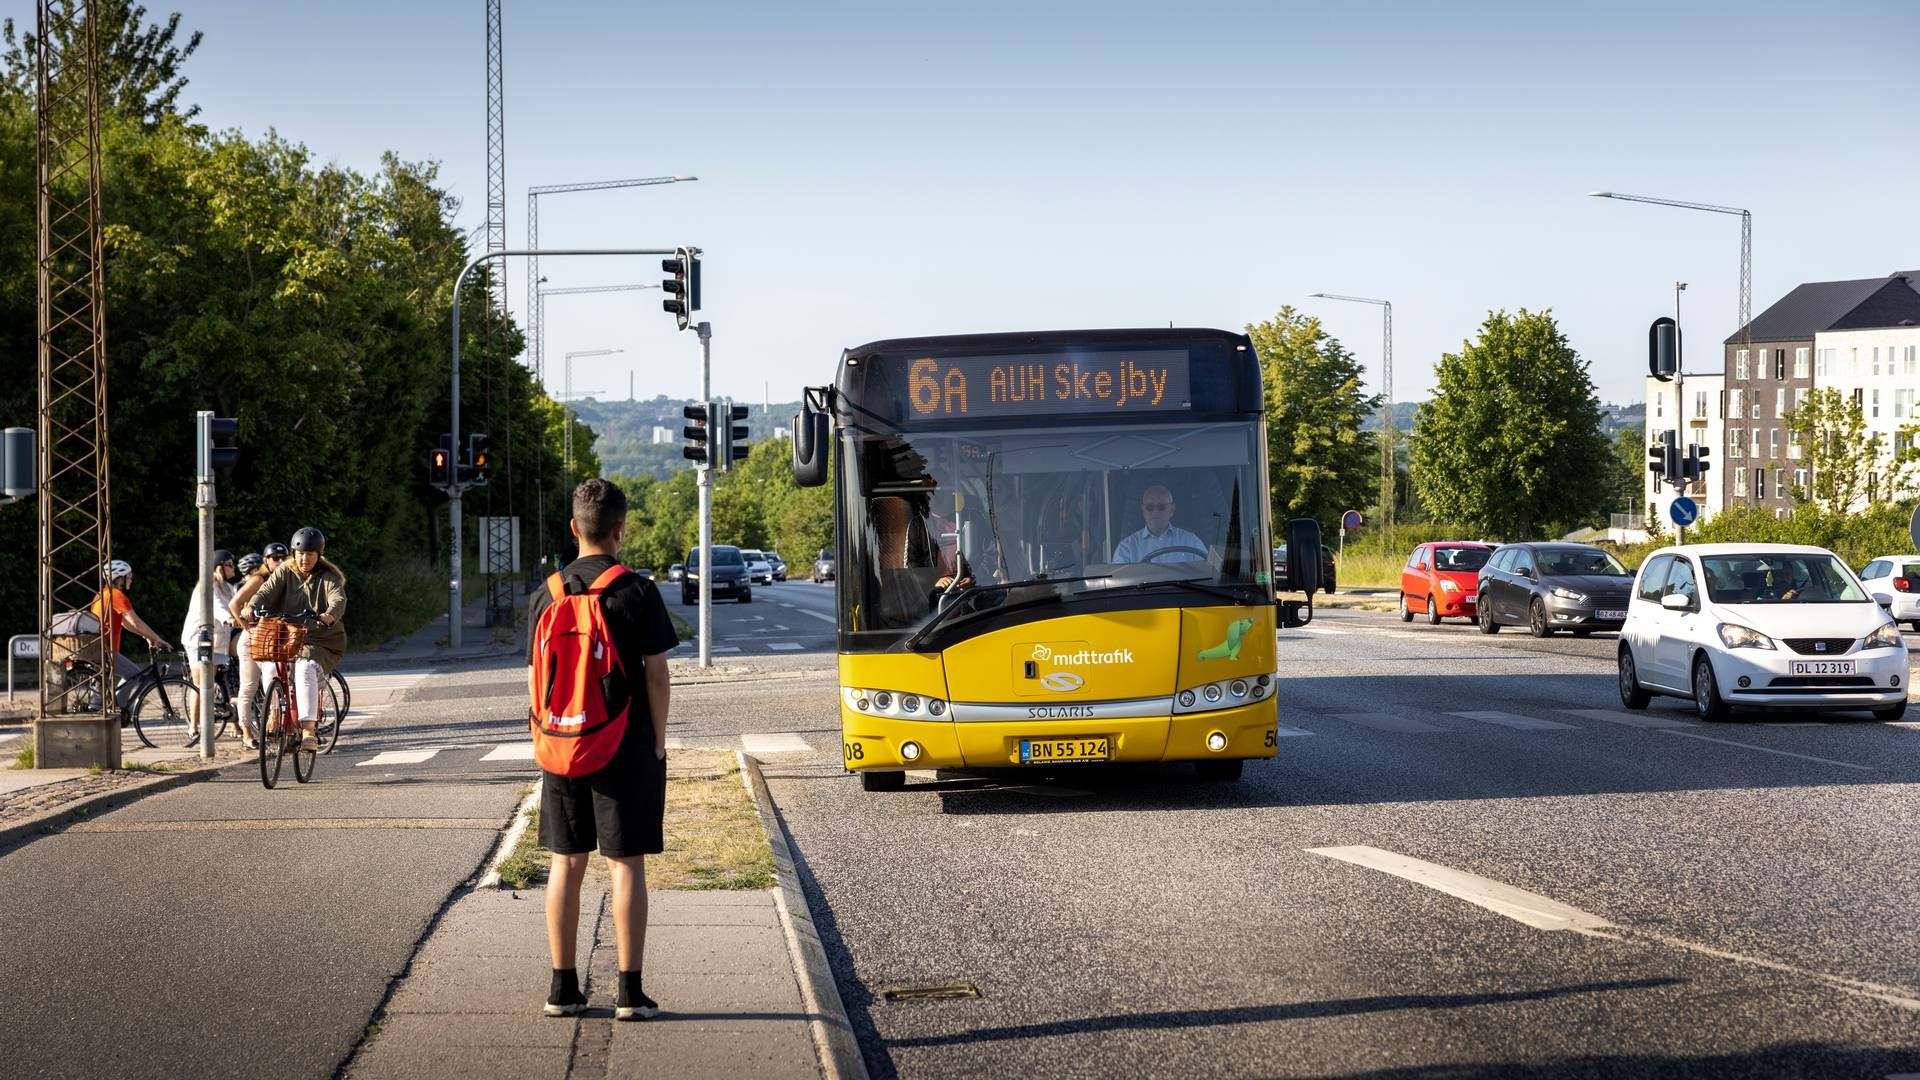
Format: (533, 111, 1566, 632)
(1608, 427, 1645, 520)
(4, 1, 204, 125)
(1409, 309, 1611, 539)
(1782, 388, 1920, 511)
(1246, 307, 1380, 529)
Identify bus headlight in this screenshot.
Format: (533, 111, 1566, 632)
(1178, 690, 1196, 708)
(928, 698, 947, 716)
(901, 741, 923, 762)
(1229, 680, 1248, 699)
(901, 695, 921, 713)
(873, 691, 893, 710)
(1206, 731, 1228, 752)
(1251, 683, 1268, 699)
(1203, 684, 1223, 703)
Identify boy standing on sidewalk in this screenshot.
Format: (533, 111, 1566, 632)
(527, 479, 679, 1020)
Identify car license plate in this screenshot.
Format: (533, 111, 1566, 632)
(1789, 661, 1854, 676)
(1597, 610, 1627, 621)
(1019, 737, 1111, 764)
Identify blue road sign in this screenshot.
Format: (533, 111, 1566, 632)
(1669, 497, 1699, 527)
(1341, 509, 1363, 531)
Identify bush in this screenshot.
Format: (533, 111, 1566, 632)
(1609, 501, 1918, 572)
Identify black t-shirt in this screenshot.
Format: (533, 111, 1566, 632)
(528, 555, 679, 749)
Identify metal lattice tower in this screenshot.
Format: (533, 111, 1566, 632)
(482, 0, 517, 625)
(35, 0, 114, 742)
(1311, 293, 1395, 536)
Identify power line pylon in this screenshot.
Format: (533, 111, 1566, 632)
(35, 0, 118, 767)
(482, 0, 517, 627)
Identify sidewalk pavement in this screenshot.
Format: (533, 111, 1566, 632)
(348, 886, 824, 1080)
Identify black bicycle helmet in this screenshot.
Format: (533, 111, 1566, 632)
(236, 552, 263, 575)
(291, 527, 326, 553)
(213, 548, 235, 567)
(263, 542, 290, 558)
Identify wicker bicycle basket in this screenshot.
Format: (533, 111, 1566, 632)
(249, 618, 307, 662)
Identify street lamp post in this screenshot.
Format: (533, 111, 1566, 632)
(563, 348, 623, 497)
(538, 283, 659, 559)
(1308, 292, 1395, 537)
(1590, 191, 1752, 507)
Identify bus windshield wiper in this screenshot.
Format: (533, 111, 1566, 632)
(901, 575, 1099, 652)
(1125, 578, 1265, 604)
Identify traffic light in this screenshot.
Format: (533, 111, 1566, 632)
(1648, 317, 1679, 382)
(717, 402, 749, 472)
(209, 416, 239, 470)
(464, 433, 493, 487)
(682, 401, 712, 465)
(429, 432, 453, 488)
(1647, 430, 1680, 487)
(662, 246, 701, 331)
(1683, 443, 1712, 483)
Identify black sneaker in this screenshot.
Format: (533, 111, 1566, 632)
(543, 987, 588, 1017)
(614, 978, 658, 1021)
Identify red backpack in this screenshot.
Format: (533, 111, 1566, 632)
(529, 564, 633, 777)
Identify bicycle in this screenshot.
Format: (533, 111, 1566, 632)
(57, 649, 205, 750)
(222, 647, 346, 752)
(251, 607, 326, 789)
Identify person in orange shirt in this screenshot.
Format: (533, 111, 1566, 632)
(93, 559, 172, 710)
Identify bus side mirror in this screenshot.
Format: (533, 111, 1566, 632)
(793, 402, 829, 488)
(1278, 598, 1311, 628)
(1285, 517, 1322, 594)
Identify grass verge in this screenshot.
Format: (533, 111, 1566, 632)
(13, 744, 33, 769)
(495, 751, 776, 892)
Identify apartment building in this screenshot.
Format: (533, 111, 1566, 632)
(1814, 322, 1920, 505)
(1644, 372, 1724, 529)
(1721, 272, 1920, 512)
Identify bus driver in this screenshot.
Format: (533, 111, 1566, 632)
(1112, 484, 1207, 564)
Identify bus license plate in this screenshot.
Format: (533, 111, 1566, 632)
(1789, 661, 1854, 676)
(1019, 738, 1111, 764)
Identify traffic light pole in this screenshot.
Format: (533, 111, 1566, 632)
(446, 247, 676, 651)
(194, 412, 217, 761)
(697, 321, 713, 668)
(1674, 284, 1687, 545)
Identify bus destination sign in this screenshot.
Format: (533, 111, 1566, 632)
(904, 350, 1191, 419)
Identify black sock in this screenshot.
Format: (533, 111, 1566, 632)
(617, 970, 644, 1004)
(550, 968, 580, 1001)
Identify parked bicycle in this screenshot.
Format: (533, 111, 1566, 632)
(54, 649, 204, 750)
(251, 607, 326, 789)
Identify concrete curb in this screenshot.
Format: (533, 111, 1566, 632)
(740, 751, 869, 1080)
(0, 757, 235, 855)
(476, 785, 541, 889)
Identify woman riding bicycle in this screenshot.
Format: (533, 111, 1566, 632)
(226, 546, 287, 748)
(231, 529, 346, 753)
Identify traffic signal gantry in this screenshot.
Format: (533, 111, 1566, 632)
(1645, 314, 1711, 492)
(426, 431, 494, 492)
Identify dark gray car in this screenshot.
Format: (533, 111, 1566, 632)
(1476, 542, 1634, 637)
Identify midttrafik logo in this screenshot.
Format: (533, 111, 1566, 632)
(1031, 643, 1133, 666)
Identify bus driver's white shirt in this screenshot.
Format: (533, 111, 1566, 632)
(1112, 524, 1208, 564)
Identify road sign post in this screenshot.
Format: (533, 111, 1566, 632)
(1339, 510, 1363, 560)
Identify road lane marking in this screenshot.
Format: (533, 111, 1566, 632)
(479, 742, 535, 762)
(1308, 845, 1611, 933)
(768, 642, 803, 651)
(1447, 710, 1579, 731)
(1311, 845, 1920, 1011)
(741, 732, 813, 755)
(1274, 725, 1315, 737)
(711, 646, 741, 654)
(1559, 708, 1697, 730)
(356, 749, 441, 767)
(1656, 730, 1873, 771)
(797, 610, 836, 624)
(1330, 712, 1447, 734)
(1890, 722, 1920, 731)
(1296, 626, 1349, 635)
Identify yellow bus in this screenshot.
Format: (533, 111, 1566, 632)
(791, 328, 1319, 791)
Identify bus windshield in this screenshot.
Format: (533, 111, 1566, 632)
(840, 420, 1267, 647)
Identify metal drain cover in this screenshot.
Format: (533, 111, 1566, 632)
(880, 981, 981, 1002)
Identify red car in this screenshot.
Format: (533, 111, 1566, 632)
(1400, 542, 1496, 624)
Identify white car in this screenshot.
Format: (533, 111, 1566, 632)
(1617, 543, 1908, 722)
(1856, 554, 1920, 631)
(740, 549, 774, 586)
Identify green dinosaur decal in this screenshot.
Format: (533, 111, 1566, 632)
(1196, 618, 1254, 661)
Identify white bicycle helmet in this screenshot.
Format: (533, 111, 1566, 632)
(104, 559, 132, 583)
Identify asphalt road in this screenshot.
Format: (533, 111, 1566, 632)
(669, 578, 838, 657)
(0, 659, 539, 1080)
(676, 604, 1920, 1079)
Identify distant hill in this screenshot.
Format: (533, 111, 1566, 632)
(1365, 400, 1645, 435)
(574, 396, 802, 479)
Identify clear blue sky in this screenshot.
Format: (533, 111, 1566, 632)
(37, 0, 1920, 408)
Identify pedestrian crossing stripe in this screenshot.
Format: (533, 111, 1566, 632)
(479, 742, 535, 762)
(356, 749, 440, 767)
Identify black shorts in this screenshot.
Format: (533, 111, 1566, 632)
(539, 741, 667, 859)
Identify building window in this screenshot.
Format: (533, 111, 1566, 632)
(1818, 348, 1835, 376)
(1654, 392, 1663, 419)
(1852, 347, 1860, 374)
(1854, 387, 1866, 406)
(1729, 388, 1743, 418)
(1774, 350, 1786, 380)
(1694, 391, 1708, 418)
(1770, 429, 1779, 457)
(1788, 428, 1801, 457)
(1736, 349, 1750, 380)
(1752, 397, 1761, 419)
(1872, 347, 1881, 376)
(1735, 467, 1748, 496)
(1872, 388, 1880, 418)
(1752, 429, 1763, 457)
(1908, 345, 1918, 375)
(1794, 468, 1808, 492)
(1728, 427, 1743, 458)
(1794, 387, 1808, 411)
(1775, 388, 1785, 415)
(1868, 472, 1879, 503)
(1794, 347, 1809, 378)
(1755, 469, 1767, 500)
(1899, 388, 1914, 419)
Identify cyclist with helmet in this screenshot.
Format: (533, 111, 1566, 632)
(231, 528, 347, 752)
(92, 559, 172, 711)
(179, 549, 239, 742)
(227, 547, 288, 749)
